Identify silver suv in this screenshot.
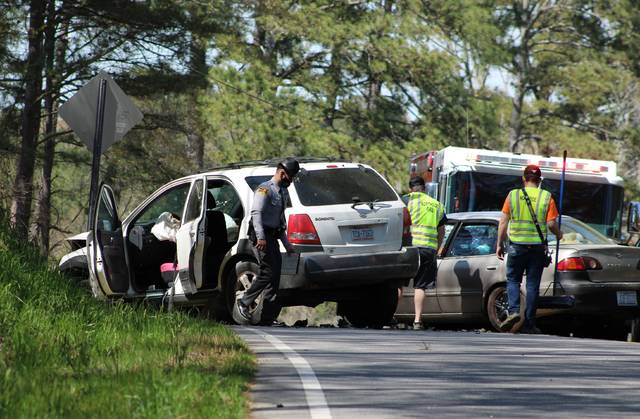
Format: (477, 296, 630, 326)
(59, 158, 419, 327)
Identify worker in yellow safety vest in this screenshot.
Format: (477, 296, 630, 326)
(406, 176, 447, 330)
(496, 164, 563, 334)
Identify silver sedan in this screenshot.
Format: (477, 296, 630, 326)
(395, 212, 640, 335)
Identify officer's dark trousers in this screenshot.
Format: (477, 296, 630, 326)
(240, 230, 282, 321)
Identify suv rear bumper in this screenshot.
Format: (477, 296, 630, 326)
(281, 246, 419, 290)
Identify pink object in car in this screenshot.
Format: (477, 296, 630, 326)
(160, 262, 177, 284)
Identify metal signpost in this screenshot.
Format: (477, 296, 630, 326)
(59, 72, 143, 229)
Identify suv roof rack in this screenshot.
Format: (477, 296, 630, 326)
(206, 156, 350, 172)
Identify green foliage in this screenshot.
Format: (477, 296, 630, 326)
(3, 0, 640, 252)
(0, 217, 254, 418)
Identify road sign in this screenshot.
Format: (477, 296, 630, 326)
(59, 71, 143, 152)
(59, 71, 143, 229)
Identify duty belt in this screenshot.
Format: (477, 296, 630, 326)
(263, 226, 282, 236)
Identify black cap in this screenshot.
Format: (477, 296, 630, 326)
(409, 176, 426, 188)
(279, 157, 300, 178)
(523, 164, 542, 180)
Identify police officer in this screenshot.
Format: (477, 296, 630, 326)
(406, 176, 446, 330)
(237, 158, 300, 324)
(496, 164, 563, 334)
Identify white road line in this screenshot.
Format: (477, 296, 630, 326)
(246, 328, 332, 419)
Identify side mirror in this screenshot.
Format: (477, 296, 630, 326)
(628, 202, 640, 233)
(426, 182, 439, 199)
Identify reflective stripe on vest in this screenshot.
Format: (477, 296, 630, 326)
(508, 188, 552, 244)
(407, 192, 443, 249)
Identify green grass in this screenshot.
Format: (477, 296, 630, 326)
(0, 221, 254, 418)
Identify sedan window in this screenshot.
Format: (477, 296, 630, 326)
(446, 223, 498, 257)
(548, 217, 616, 245)
(443, 223, 456, 243)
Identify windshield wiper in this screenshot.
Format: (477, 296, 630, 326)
(351, 197, 379, 210)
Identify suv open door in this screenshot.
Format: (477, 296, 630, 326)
(175, 176, 207, 294)
(87, 184, 130, 296)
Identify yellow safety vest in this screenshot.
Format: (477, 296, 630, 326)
(407, 192, 444, 249)
(508, 187, 552, 245)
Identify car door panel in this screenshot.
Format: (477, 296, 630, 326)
(436, 222, 499, 314)
(398, 282, 441, 315)
(397, 224, 459, 317)
(88, 184, 130, 295)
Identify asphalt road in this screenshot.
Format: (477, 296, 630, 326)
(235, 327, 640, 419)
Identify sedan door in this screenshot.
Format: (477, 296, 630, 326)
(88, 184, 130, 296)
(397, 224, 458, 317)
(436, 222, 501, 315)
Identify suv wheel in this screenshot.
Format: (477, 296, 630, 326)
(486, 285, 524, 332)
(228, 260, 281, 325)
(339, 285, 398, 329)
(62, 267, 91, 293)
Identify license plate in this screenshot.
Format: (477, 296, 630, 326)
(616, 291, 638, 306)
(352, 228, 374, 241)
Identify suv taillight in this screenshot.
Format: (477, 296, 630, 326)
(557, 256, 602, 271)
(288, 214, 321, 245)
(402, 207, 412, 245)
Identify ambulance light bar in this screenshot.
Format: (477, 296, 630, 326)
(465, 152, 610, 174)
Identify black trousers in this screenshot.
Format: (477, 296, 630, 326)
(240, 231, 282, 319)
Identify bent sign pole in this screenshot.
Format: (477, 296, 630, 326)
(88, 79, 107, 229)
(59, 71, 143, 229)
(539, 150, 575, 310)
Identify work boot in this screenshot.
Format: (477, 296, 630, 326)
(500, 313, 521, 331)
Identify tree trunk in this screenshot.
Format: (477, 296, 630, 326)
(508, 89, 525, 152)
(366, 0, 392, 112)
(185, 35, 207, 171)
(186, 131, 204, 170)
(10, 0, 46, 240)
(33, 0, 68, 256)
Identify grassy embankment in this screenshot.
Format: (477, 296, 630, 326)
(0, 220, 254, 418)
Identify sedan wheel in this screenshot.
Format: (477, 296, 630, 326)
(486, 285, 524, 332)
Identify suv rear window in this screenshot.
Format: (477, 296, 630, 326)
(295, 167, 397, 206)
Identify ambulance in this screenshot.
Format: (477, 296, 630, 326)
(410, 146, 625, 239)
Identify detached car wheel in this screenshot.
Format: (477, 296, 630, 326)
(228, 261, 281, 325)
(486, 285, 524, 332)
(339, 285, 398, 329)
